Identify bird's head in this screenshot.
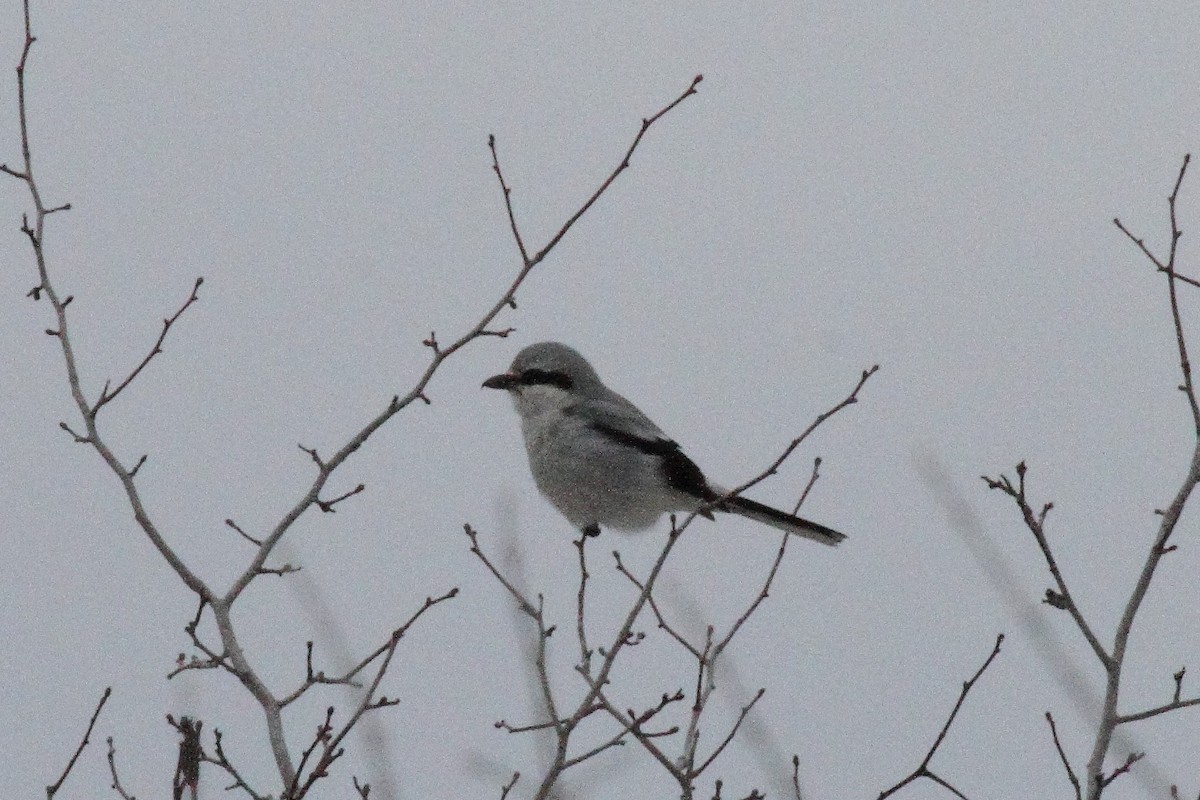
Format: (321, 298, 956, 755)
(483, 341, 604, 414)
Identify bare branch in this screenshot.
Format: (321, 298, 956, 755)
(279, 590, 455, 708)
(465, 525, 539, 616)
(466, 525, 562, 738)
(46, 686, 112, 800)
(496, 717, 571, 735)
(208, 729, 268, 800)
(575, 532, 593, 670)
(713, 531, 790, 662)
(7, 3, 707, 796)
(586, 685, 686, 780)
(58, 420, 90, 443)
(1074, 154, 1200, 799)
(258, 562, 300, 577)
(1045, 712, 1082, 800)
(693, 688, 765, 776)
(877, 634, 1003, 800)
(106, 737, 136, 800)
(224, 518, 262, 547)
(1116, 695, 1200, 725)
(791, 457, 823, 515)
(167, 600, 233, 680)
(982, 464, 1111, 668)
(284, 589, 458, 799)
(315, 483, 365, 513)
(492, 74, 704, 270)
(713, 365, 878, 509)
(94, 277, 204, 413)
(1098, 751, 1145, 790)
(499, 771, 520, 800)
(128, 453, 148, 478)
(613, 549, 702, 659)
(488, 135, 531, 266)
(791, 754, 805, 800)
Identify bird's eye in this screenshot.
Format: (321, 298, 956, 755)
(519, 369, 573, 390)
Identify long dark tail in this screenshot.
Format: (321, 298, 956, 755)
(722, 496, 846, 546)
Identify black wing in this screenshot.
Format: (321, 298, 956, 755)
(589, 422, 718, 506)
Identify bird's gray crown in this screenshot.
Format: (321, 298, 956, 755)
(509, 342, 606, 395)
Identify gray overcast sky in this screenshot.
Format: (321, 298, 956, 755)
(4, 3, 1200, 798)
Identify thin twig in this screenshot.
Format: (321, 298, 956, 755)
(1046, 712, 1082, 800)
(93, 277, 204, 413)
(210, 728, 267, 800)
(279, 590, 456, 707)
(106, 737, 136, 800)
(494, 75, 704, 270)
(982, 464, 1111, 668)
(466, 525, 562, 738)
(285, 589, 458, 799)
(46, 686, 112, 800)
(711, 366, 878, 512)
(1116, 694, 1200, 724)
(693, 688, 766, 776)
(613, 550, 703, 659)
(791, 457, 823, 516)
(877, 634, 1004, 799)
(225, 519, 262, 546)
(499, 771, 520, 800)
(791, 754, 805, 800)
(315, 483, 365, 513)
(575, 532, 593, 671)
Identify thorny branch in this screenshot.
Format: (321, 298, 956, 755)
(877, 634, 1004, 800)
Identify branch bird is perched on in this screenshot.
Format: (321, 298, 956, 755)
(483, 342, 846, 546)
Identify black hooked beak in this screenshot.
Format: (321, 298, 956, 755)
(482, 371, 518, 391)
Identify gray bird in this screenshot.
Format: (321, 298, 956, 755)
(483, 342, 845, 546)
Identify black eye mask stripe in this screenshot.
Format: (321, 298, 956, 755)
(519, 369, 574, 390)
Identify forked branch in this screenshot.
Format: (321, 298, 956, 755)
(877, 634, 1004, 800)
